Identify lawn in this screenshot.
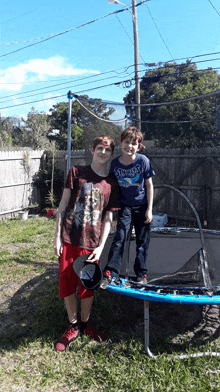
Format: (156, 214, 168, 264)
(0, 217, 220, 391)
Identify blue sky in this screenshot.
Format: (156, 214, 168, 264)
(0, 0, 219, 120)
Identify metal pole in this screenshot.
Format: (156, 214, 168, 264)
(144, 301, 154, 357)
(67, 91, 73, 174)
(132, 0, 141, 130)
(107, 0, 141, 130)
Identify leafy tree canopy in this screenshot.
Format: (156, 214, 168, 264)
(1, 96, 122, 151)
(0, 117, 13, 149)
(124, 61, 220, 148)
(49, 95, 122, 150)
(11, 108, 51, 150)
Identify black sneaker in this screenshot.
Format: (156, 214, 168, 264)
(111, 277, 122, 286)
(136, 274, 147, 284)
(100, 270, 112, 289)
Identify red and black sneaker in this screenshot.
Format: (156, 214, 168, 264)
(56, 325, 79, 352)
(82, 322, 107, 343)
(100, 270, 112, 290)
(136, 274, 147, 284)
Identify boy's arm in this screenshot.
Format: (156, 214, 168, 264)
(53, 188, 71, 257)
(87, 210, 113, 262)
(145, 177, 154, 223)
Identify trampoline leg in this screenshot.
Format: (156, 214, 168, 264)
(144, 300, 154, 357)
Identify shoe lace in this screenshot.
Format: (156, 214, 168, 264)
(63, 326, 74, 338)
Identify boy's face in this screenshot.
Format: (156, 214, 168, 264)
(91, 143, 113, 165)
(120, 137, 141, 157)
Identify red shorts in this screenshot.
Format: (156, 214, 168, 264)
(59, 242, 93, 299)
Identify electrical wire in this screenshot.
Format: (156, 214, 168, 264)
(0, 56, 219, 106)
(140, 117, 216, 124)
(69, 95, 217, 125)
(0, 77, 219, 111)
(207, 0, 220, 17)
(1, 53, 218, 104)
(144, 3, 174, 60)
(0, 1, 150, 58)
(166, 51, 220, 64)
(0, 78, 135, 110)
(115, 14, 146, 64)
(0, 71, 136, 104)
(125, 89, 220, 107)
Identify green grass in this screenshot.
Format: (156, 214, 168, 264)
(0, 217, 220, 391)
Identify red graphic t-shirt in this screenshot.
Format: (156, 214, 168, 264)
(62, 165, 120, 250)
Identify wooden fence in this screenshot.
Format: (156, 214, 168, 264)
(146, 147, 220, 229)
(1, 147, 220, 229)
(0, 149, 86, 220)
(0, 150, 44, 219)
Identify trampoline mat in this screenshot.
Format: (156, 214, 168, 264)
(99, 231, 220, 288)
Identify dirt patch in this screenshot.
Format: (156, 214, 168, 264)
(1, 243, 33, 251)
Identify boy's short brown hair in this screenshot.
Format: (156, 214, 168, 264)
(120, 127, 144, 149)
(92, 135, 115, 153)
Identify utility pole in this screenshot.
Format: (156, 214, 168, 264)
(107, 0, 141, 130)
(67, 90, 73, 174)
(132, 0, 141, 130)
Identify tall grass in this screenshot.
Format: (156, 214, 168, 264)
(0, 217, 220, 391)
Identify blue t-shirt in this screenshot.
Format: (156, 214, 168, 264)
(110, 153, 155, 206)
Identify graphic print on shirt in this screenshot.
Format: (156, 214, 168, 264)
(114, 165, 141, 189)
(69, 183, 102, 229)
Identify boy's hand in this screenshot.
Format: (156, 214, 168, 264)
(144, 209, 153, 224)
(53, 236, 63, 257)
(86, 246, 103, 262)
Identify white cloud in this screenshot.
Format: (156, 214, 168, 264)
(0, 56, 100, 92)
(37, 93, 62, 113)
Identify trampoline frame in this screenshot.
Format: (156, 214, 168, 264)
(106, 185, 220, 358)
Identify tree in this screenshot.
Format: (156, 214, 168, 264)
(0, 117, 13, 148)
(13, 108, 51, 149)
(48, 101, 84, 150)
(48, 95, 122, 150)
(124, 61, 220, 148)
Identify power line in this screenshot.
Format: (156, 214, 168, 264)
(0, 64, 133, 89)
(0, 56, 219, 112)
(0, 1, 150, 58)
(144, 3, 174, 60)
(0, 64, 218, 112)
(207, 0, 220, 17)
(0, 83, 219, 129)
(115, 14, 146, 63)
(166, 51, 220, 64)
(0, 78, 135, 110)
(126, 89, 220, 107)
(141, 117, 216, 124)
(0, 71, 135, 103)
(0, 56, 219, 105)
(0, 94, 66, 111)
(70, 95, 217, 125)
(0, 73, 219, 112)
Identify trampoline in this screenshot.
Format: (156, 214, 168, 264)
(100, 185, 220, 357)
(76, 97, 220, 357)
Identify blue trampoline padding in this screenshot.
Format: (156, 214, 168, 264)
(106, 279, 220, 305)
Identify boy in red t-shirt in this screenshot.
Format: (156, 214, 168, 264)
(53, 135, 119, 352)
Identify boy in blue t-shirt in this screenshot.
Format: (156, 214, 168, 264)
(100, 126, 155, 288)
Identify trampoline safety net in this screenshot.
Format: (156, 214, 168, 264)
(76, 95, 220, 298)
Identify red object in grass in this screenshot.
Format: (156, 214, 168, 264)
(46, 209, 57, 218)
